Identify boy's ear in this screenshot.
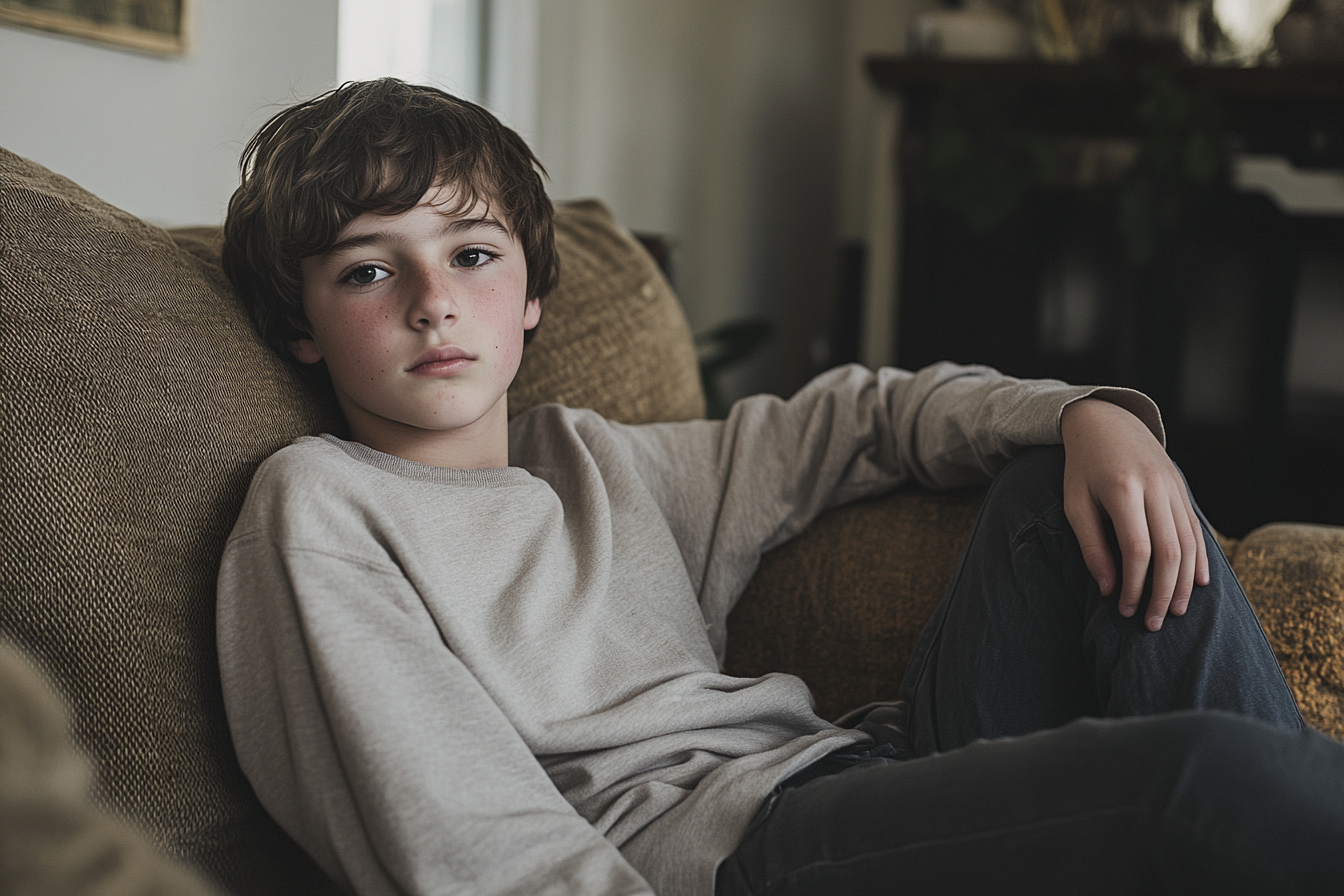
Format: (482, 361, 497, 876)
(288, 338, 323, 365)
(523, 297, 542, 331)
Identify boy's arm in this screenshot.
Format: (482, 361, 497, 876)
(217, 532, 654, 896)
(605, 362, 1166, 657)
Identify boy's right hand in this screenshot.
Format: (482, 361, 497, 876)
(1060, 399, 1211, 632)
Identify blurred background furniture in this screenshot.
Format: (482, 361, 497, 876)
(860, 56, 1344, 537)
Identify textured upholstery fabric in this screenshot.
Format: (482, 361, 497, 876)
(1, 147, 344, 894)
(0, 641, 223, 896)
(509, 198, 706, 423)
(1229, 524, 1344, 740)
(724, 488, 987, 723)
(0, 148, 704, 891)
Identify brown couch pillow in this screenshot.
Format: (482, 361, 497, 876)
(726, 488, 987, 722)
(1, 148, 343, 893)
(0, 148, 703, 891)
(0, 641, 225, 896)
(510, 198, 705, 423)
(1229, 523, 1344, 741)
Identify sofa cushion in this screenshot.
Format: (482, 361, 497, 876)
(725, 487, 987, 722)
(1230, 523, 1344, 740)
(0, 642, 224, 895)
(0, 147, 704, 891)
(1, 147, 343, 894)
(510, 198, 705, 423)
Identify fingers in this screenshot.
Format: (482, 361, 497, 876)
(1142, 493, 1198, 630)
(1059, 398, 1211, 632)
(1108, 488, 1151, 621)
(1170, 495, 1210, 615)
(1064, 493, 1117, 597)
(1102, 476, 1204, 631)
(1193, 500, 1210, 588)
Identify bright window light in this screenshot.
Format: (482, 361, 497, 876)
(338, 0, 483, 103)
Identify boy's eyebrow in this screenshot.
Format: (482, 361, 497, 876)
(317, 215, 510, 259)
(442, 215, 510, 237)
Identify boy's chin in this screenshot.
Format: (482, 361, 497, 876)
(342, 398, 512, 456)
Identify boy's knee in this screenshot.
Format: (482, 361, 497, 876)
(979, 446, 1066, 526)
(999, 445, 1065, 485)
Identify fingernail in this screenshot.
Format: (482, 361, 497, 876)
(1174, 600, 1188, 615)
(1148, 616, 1163, 631)
(1097, 577, 1110, 594)
(1120, 604, 1135, 617)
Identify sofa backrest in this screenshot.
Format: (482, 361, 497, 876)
(0, 146, 702, 892)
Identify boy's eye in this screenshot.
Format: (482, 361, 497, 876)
(347, 264, 389, 285)
(453, 248, 495, 268)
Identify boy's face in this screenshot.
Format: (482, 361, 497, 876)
(293, 184, 540, 467)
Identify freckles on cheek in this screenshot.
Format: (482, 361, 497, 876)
(331, 306, 396, 380)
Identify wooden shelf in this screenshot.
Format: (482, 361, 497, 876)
(864, 56, 1344, 167)
(859, 55, 1344, 534)
(866, 58, 1344, 99)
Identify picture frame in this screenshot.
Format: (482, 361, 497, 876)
(0, 0, 191, 56)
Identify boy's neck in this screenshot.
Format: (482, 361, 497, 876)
(342, 393, 514, 470)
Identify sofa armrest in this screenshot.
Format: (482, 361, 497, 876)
(724, 488, 985, 722)
(1225, 523, 1344, 740)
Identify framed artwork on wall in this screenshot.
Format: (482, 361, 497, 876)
(0, 0, 190, 56)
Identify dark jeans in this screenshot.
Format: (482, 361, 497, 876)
(717, 446, 1344, 895)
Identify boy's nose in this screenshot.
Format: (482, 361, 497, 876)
(406, 269, 460, 329)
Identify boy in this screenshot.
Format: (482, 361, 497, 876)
(217, 79, 1344, 896)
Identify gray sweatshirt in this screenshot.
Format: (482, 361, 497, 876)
(216, 363, 1161, 896)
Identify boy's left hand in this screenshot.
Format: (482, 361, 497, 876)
(1060, 398, 1211, 632)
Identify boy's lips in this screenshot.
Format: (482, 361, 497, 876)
(407, 345, 476, 374)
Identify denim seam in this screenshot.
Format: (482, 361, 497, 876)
(1201, 529, 1307, 729)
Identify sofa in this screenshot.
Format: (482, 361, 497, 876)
(3, 145, 1343, 893)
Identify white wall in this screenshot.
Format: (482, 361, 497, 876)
(837, 0, 933, 369)
(492, 0, 924, 398)
(337, 0, 485, 102)
(0, 0, 338, 227)
(506, 0, 853, 398)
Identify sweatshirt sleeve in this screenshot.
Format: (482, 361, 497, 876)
(217, 491, 654, 896)
(605, 362, 1162, 659)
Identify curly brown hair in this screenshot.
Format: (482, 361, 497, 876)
(223, 78, 557, 359)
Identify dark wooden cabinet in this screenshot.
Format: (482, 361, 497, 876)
(867, 58, 1344, 535)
